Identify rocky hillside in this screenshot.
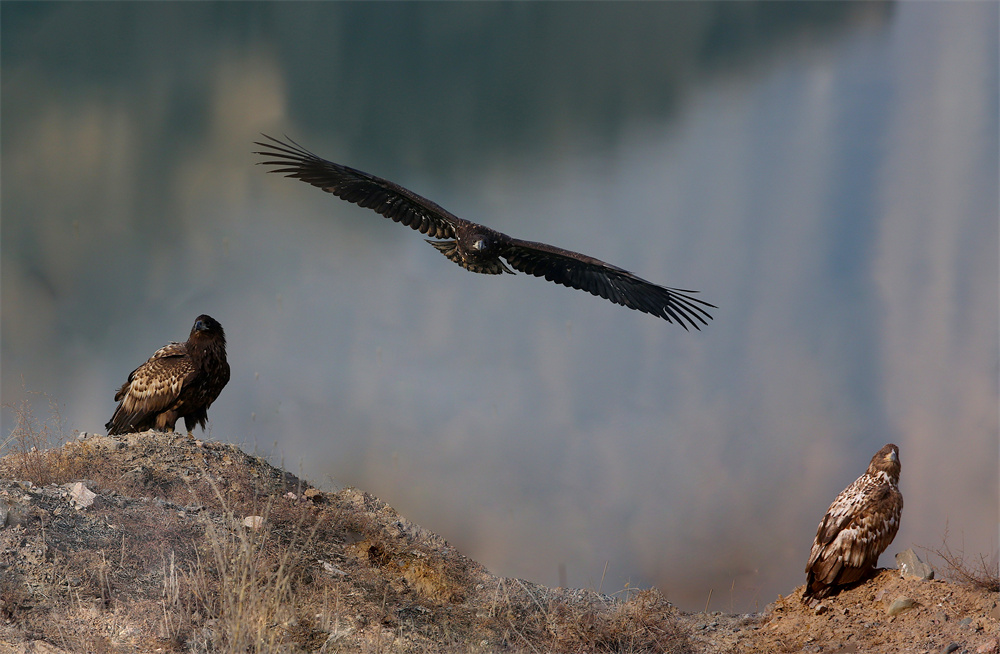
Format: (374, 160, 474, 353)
(0, 431, 995, 653)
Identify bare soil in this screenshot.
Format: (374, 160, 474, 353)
(0, 432, 995, 653)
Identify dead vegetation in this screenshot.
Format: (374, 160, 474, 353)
(2, 391, 70, 485)
(0, 398, 996, 653)
(0, 399, 696, 653)
(925, 529, 1000, 593)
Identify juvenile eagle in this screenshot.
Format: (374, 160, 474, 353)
(106, 315, 230, 436)
(254, 135, 714, 330)
(803, 443, 903, 603)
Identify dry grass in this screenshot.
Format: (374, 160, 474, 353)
(925, 529, 1000, 592)
(1, 399, 696, 653)
(1, 391, 72, 484)
(134, 480, 345, 652)
(0, 397, 329, 652)
(177, 510, 295, 651)
(544, 588, 689, 653)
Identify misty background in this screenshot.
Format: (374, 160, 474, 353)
(2, 2, 997, 612)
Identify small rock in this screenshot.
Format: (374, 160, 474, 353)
(243, 515, 265, 530)
(991, 603, 1000, 621)
(941, 643, 960, 654)
(64, 482, 97, 509)
(3, 500, 29, 527)
(319, 560, 346, 576)
(886, 596, 918, 616)
(304, 488, 322, 500)
(896, 548, 935, 580)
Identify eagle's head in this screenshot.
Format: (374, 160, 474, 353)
(868, 443, 901, 484)
(190, 314, 226, 346)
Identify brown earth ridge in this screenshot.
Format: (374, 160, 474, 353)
(0, 431, 996, 653)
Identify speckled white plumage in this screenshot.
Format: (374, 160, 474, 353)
(803, 443, 903, 602)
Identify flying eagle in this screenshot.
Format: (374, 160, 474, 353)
(106, 315, 230, 436)
(803, 443, 903, 603)
(254, 135, 714, 329)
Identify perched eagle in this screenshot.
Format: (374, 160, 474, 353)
(803, 443, 903, 603)
(105, 315, 230, 436)
(254, 135, 714, 330)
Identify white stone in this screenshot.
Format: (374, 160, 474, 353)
(243, 515, 265, 530)
(65, 482, 97, 509)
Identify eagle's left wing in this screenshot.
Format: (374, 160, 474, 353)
(500, 238, 715, 330)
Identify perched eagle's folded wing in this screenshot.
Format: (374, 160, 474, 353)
(803, 444, 902, 602)
(107, 350, 198, 434)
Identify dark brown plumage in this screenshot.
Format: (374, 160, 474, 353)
(106, 315, 230, 435)
(254, 135, 715, 329)
(803, 443, 903, 603)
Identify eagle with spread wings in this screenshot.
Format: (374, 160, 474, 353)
(105, 315, 230, 436)
(254, 135, 714, 329)
(803, 443, 903, 603)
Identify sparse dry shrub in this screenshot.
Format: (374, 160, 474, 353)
(1, 394, 134, 490)
(544, 588, 690, 654)
(1, 392, 71, 485)
(184, 493, 328, 653)
(0, 573, 32, 621)
(926, 530, 1000, 592)
(1, 401, 699, 653)
(120, 507, 204, 571)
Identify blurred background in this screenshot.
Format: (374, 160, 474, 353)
(2, 2, 996, 613)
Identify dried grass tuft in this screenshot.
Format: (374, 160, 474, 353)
(924, 529, 999, 592)
(1, 391, 72, 484)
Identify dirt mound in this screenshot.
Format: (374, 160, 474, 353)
(0, 432, 994, 653)
(748, 571, 998, 654)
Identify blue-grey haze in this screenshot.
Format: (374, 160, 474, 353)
(2, 2, 996, 612)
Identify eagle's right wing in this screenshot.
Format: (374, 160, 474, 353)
(255, 135, 461, 240)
